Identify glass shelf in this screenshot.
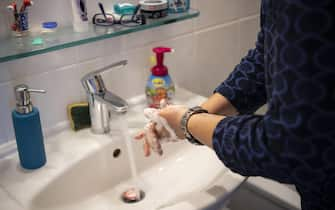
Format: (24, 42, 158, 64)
(0, 9, 199, 64)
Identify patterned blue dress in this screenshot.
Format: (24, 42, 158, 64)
(213, 1, 335, 209)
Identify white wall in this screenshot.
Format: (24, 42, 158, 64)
(0, 0, 261, 144)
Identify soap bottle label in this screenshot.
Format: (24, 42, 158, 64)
(146, 75, 175, 108)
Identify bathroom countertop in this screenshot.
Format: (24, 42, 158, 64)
(0, 88, 246, 210)
(0, 187, 24, 210)
(246, 177, 301, 210)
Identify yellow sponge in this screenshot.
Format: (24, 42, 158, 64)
(67, 102, 91, 131)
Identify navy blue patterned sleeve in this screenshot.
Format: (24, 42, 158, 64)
(214, 3, 267, 114)
(212, 1, 335, 209)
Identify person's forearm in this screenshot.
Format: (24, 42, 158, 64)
(187, 113, 225, 148)
(201, 93, 238, 116)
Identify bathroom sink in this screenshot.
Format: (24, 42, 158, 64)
(0, 89, 245, 210)
(31, 136, 243, 210)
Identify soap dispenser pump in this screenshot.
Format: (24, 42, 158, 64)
(146, 47, 175, 108)
(12, 84, 47, 170)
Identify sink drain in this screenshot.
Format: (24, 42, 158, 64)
(121, 188, 145, 203)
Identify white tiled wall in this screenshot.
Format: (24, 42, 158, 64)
(0, 0, 261, 144)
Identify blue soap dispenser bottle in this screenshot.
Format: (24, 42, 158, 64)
(12, 84, 47, 170)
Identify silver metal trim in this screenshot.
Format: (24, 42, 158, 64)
(81, 60, 128, 134)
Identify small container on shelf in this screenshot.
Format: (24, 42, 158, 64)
(12, 11, 30, 37)
(41, 21, 58, 33)
(168, 0, 190, 13)
(139, 0, 169, 19)
(70, 0, 89, 32)
(6, 0, 34, 37)
(40, 21, 58, 45)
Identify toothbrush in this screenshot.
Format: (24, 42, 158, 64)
(7, 2, 19, 31)
(79, 0, 88, 21)
(98, 2, 107, 21)
(7, 2, 18, 15)
(7, 3, 17, 12)
(20, 0, 34, 12)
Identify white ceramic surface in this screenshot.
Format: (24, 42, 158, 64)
(0, 89, 245, 210)
(246, 177, 301, 210)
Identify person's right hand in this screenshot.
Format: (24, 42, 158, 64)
(134, 122, 165, 157)
(134, 105, 187, 157)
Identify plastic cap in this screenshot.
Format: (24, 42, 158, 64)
(153, 47, 172, 54)
(42, 22, 58, 29)
(151, 46, 173, 76)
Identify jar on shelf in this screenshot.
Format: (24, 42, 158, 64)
(168, 0, 190, 13)
(40, 21, 58, 45)
(11, 11, 30, 37)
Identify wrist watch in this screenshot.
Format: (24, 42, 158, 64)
(180, 106, 208, 145)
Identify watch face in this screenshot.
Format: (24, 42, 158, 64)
(190, 106, 208, 113)
(190, 106, 202, 111)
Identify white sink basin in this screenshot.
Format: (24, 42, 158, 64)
(0, 90, 245, 210)
(31, 138, 241, 210)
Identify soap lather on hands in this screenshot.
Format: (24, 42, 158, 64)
(134, 100, 188, 156)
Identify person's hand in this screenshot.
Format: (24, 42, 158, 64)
(158, 105, 188, 139)
(134, 121, 168, 157)
(134, 105, 188, 156)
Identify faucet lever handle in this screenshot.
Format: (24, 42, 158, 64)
(28, 89, 47, 94)
(81, 60, 128, 95)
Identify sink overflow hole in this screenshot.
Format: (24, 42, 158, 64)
(113, 149, 121, 158)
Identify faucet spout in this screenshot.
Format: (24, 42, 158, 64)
(81, 60, 128, 134)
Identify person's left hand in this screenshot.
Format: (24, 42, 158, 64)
(134, 105, 188, 156)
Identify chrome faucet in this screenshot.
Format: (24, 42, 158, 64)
(81, 60, 128, 134)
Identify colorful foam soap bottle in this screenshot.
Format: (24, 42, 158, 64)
(12, 84, 47, 170)
(146, 47, 175, 108)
